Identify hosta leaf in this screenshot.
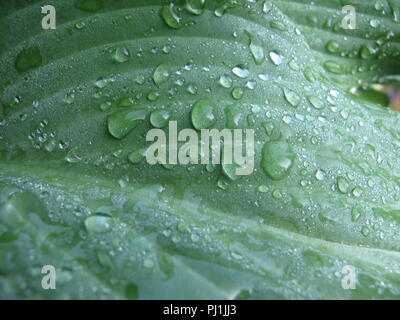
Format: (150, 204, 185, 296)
(1, 0, 400, 299)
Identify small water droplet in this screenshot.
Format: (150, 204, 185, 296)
(153, 64, 170, 86)
(232, 65, 249, 78)
(107, 109, 147, 139)
(283, 89, 300, 107)
(112, 47, 130, 63)
(84, 215, 112, 234)
(185, 0, 206, 15)
(161, 3, 181, 29)
(337, 176, 349, 193)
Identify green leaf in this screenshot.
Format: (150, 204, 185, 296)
(1, 0, 400, 299)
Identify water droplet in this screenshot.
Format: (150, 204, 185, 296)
(191, 100, 217, 130)
(128, 148, 146, 165)
(262, 0, 273, 13)
(232, 65, 249, 78)
(270, 20, 287, 31)
(337, 176, 349, 193)
(361, 226, 370, 237)
(63, 92, 75, 104)
(217, 179, 228, 190)
(185, 0, 206, 15)
(75, 21, 86, 29)
(84, 215, 111, 234)
(352, 187, 363, 198)
(370, 19, 380, 28)
(304, 67, 316, 82)
(272, 189, 282, 199)
(283, 89, 300, 107)
(15, 45, 42, 72)
(262, 140, 295, 180)
(153, 64, 170, 86)
(351, 208, 361, 222)
(315, 169, 325, 181)
(325, 40, 340, 53)
(323, 61, 343, 74)
(107, 109, 147, 139)
(112, 47, 130, 63)
(246, 80, 256, 90)
(231, 87, 244, 100)
(186, 83, 198, 95)
(245, 30, 264, 65)
(161, 3, 181, 29)
(124, 284, 138, 300)
(288, 59, 299, 71)
(74, 0, 104, 12)
(150, 110, 171, 128)
(360, 45, 376, 60)
(269, 51, 283, 65)
(95, 77, 110, 89)
(219, 75, 233, 88)
(308, 96, 324, 110)
(99, 101, 112, 111)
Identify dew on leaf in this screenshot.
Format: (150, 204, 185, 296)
(84, 215, 111, 234)
(232, 65, 249, 78)
(262, 140, 295, 181)
(153, 64, 170, 86)
(337, 176, 349, 194)
(269, 51, 283, 65)
(283, 89, 300, 107)
(112, 47, 130, 63)
(191, 100, 217, 130)
(245, 30, 264, 65)
(107, 109, 147, 139)
(74, 0, 104, 12)
(150, 110, 171, 128)
(219, 75, 233, 88)
(185, 0, 206, 15)
(161, 3, 181, 29)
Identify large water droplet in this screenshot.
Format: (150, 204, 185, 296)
(283, 89, 300, 107)
(191, 100, 217, 130)
(262, 140, 295, 180)
(112, 47, 130, 63)
(161, 3, 181, 29)
(153, 64, 170, 86)
(107, 109, 147, 139)
(84, 215, 111, 234)
(185, 0, 206, 15)
(150, 109, 171, 128)
(245, 30, 264, 65)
